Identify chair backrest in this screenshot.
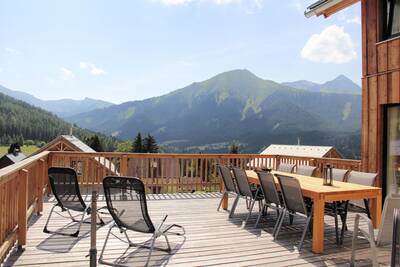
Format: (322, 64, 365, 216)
(347, 171, 378, 208)
(277, 163, 296, 173)
(347, 171, 378, 186)
(217, 165, 237, 193)
(296, 165, 317, 177)
(331, 168, 349, 182)
(232, 168, 253, 198)
(257, 171, 281, 206)
(48, 167, 86, 210)
(276, 174, 307, 215)
(377, 194, 400, 246)
(103, 176, 155, 233)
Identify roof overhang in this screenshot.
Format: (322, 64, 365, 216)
(304, 0, 360, 18)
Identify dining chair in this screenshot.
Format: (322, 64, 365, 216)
(217, 165, 238, 211)
(99, 176, 185, 267)
(295, 165, 317, 177)
(255, 171, 284, 236)
(277, 163, 296, 173)
(275, 174, 313, 251)
(231, 167, 264, 226)
(351, 194, 400, 267)
(324, 168, 350, 244)
(43, 167, 105, 237)
(339, 170, 378, 244)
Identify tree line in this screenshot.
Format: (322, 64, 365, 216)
(0, 92, 118, 151)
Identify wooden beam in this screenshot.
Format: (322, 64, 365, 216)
(17, 169, 28, 249)
(323, 0, 360, 17)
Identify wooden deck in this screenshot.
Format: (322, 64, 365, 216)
(3, 193, 391, 266)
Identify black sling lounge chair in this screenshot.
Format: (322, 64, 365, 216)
(43, 167, 105, 237)
(99, 176, 185, 267)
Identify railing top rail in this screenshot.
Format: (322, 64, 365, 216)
(0, 151, 50, 184)
(49, 151, 361, 163)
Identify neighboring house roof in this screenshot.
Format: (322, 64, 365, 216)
(261, 144, 342, 158)
(32, 135, 117, 175)
(2, 152, 26, 163)
(305, 0, 359, 18)
(33, 135, 96, 155)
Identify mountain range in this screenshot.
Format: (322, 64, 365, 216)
(65, 69, 362, 158)
(0, 85, 113, 117)
(282, 74, 361, 94)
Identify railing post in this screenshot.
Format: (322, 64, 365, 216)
(36, 159, 45, 215)
(90, 190, 98, 267)
(120, 155, 128, 176)
(18, 169, 28, 250)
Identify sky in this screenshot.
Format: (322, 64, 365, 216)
(0, 0, 362, 104)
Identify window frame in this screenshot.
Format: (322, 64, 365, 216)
(384, 0, 400, 40)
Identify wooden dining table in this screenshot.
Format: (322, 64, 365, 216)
(221, 170, 382, 254)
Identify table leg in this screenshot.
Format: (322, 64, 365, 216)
(222, 192, 228, 210)
(370, 190, 382, 228)
(312, 197, 325, 253)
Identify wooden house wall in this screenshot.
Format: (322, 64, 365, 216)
(361, 0, 400, 187)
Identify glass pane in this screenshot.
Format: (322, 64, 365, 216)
(386, 106, 400, 195)
(392, 0, 400, 35)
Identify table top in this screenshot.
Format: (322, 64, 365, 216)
(245, 170, 381, 200)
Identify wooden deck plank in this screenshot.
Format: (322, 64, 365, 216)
(3, 193, 390, 266)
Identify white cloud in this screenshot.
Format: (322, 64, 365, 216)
(301, 25, 356, 64)
(5, 47, 22, 56)
(346, 16, 361, 25)
(80, 62, 107, 76)
(0, 68, 3, 73)
(60, 67, 75, 80)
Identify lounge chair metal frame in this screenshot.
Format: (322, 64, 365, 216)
(99, 176, 185, 267)
(43, 167, 105, 237)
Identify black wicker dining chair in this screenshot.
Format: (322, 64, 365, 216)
(43, 167, 105, 237)
(99, 176, 185, 267)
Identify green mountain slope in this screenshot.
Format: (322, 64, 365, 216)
(68, 69, 362, 158)
(0, 92, 117, 150)
(283, 75, 361, 95)
(0, 85, 113, 117)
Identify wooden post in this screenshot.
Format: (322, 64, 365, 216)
(120, 155, 128, 176)
(36, 159, 45, 214)
(89, 191, 97, 267)
(18, 169, 28, 250)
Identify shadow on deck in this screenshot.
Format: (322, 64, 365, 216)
(3, 193, 390, 266)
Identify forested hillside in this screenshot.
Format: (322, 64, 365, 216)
(0, 92, 118, 150)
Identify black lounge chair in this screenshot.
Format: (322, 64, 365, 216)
(43, 167, 105, 237)
(99, 176, 185, 267)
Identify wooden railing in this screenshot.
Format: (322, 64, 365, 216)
(0, 150, 362, 264)
(48, 152, 362, 193)
(0, 151, 49, 263)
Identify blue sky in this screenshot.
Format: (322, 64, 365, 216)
(0, 0, 361, 104)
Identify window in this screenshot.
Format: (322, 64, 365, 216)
(385, 0, 400, 39)
(384, 105, 400, 196)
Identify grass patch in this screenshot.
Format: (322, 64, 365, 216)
(0, 145, 39, 157)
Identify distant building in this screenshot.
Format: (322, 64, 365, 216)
(249, 144, 343, 169)
(260, 144, 343, 159)
(0, 151, 26, 169)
